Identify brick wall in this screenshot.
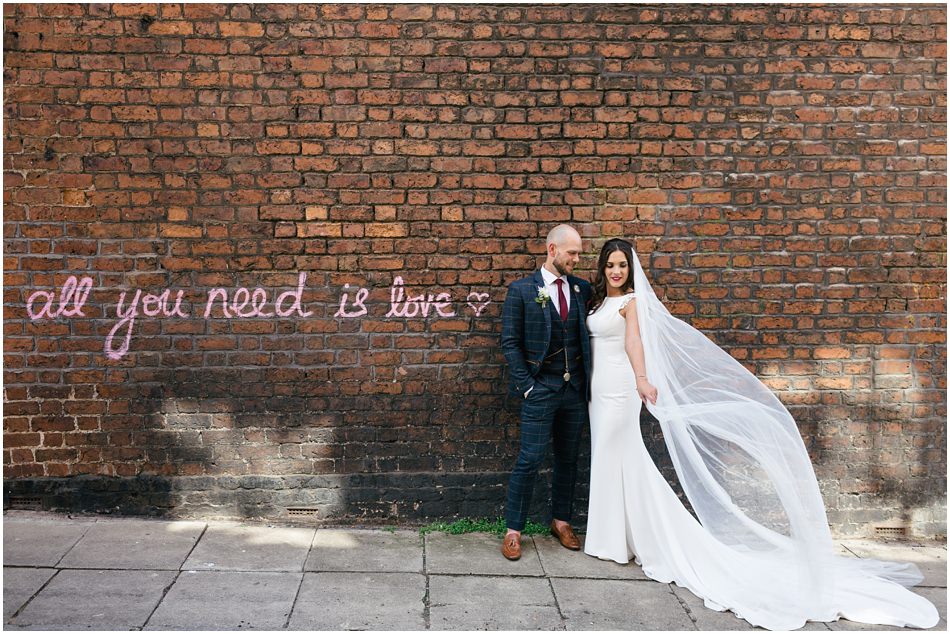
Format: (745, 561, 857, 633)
(3, 4, 946, 537)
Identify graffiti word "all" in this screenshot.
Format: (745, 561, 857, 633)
(27, 275, 93, 320)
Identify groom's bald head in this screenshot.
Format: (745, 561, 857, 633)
(545, 224, 582, 276)
(546, 224, 581, 249)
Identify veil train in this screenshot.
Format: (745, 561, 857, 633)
(627, 243, 937, 627)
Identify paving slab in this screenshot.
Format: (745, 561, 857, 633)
(552, 577, 695, 630)
(3, 513, 947, 632)
(917, 586, 948, 632)
(535, 534, 647, 580)
(183, 522, 313, 572)
(145, 571, 301, 630)
(428, 574, 562, 630)
(7, 569, 175, 630)
(425, 531, 543, 576)
(668, 583, 833, 631)
(3, 518, 91, 567)
(60, 518, 205, 570)
(2, 567, 56, 621)
(289, 572, 425, 630)
(305, 528, 423, 573)
(838, 540, 947, 588)
(823, 584, 947, 632)
(668, 583, 754, 631)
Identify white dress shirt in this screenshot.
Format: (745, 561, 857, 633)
(524, 266, 571, 398)
(539, 265, 570, 318)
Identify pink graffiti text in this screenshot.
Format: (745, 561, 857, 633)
(26, 275, 93, 320)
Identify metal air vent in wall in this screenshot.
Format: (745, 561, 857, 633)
(286, 507, 320, 517)
(6, 496, 42, 510)
(874, 525, 909, 538)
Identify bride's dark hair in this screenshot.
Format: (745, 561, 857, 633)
(589, 238, 636, 314)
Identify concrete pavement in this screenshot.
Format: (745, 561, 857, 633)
(3, 510, 946, 631)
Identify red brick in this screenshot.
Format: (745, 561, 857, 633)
(0, 4, 943, 533)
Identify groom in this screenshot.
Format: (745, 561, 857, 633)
(499, 224, 593, 560)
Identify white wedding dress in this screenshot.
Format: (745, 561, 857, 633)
(585, 291, 939, 631)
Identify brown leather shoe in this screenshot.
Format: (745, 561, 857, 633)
(502, 532, 521, 560)
(550, 520, 581, 550)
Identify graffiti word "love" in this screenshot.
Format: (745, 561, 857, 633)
(387, 276, 455, 318)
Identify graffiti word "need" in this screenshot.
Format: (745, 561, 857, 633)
(204, 272, 313, 319)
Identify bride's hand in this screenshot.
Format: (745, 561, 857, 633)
(637, 381, 658, 405)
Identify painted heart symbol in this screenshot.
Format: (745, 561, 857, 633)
(466, 292, 490, 317)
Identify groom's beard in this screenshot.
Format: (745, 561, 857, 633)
(553, 255, 574, 276)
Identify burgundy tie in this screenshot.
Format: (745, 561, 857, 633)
(554, 279, 568, 322)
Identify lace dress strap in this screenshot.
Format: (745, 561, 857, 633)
(619, 292, 637, 311)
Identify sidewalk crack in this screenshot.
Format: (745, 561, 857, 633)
(141, 570, 181, 629)
(282, 525, 315, 629)
(670, 583, 699, 630)
(52, 520, 94, 568)
(534, 536, 568, 631)
(141, 521, 207, 629)
(6, 568, 62, 625)
(179, 522, 209, 570)
(422, 531, 431, 630)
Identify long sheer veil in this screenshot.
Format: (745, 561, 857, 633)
(628, 244, 928, 605)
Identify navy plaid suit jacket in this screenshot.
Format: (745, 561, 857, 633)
(501, 269, 593, 401)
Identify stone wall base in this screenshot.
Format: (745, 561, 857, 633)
(5, 474, 945, 540)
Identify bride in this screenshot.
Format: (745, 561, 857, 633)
(583, 238, 939, 630)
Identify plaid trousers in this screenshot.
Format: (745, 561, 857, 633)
(504, 379, 588, 531)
